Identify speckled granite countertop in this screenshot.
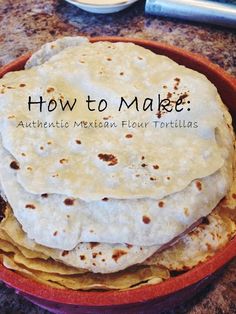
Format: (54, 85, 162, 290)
(0, 0, 236, 313)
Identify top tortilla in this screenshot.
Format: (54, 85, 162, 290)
(0, 39, 226, 201)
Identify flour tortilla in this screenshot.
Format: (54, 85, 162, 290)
(0, 39, 226, 201)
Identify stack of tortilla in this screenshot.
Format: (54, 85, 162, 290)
(0, 37, 235, 290)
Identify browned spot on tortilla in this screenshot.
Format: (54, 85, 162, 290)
(174, 77, 180, 90)
(126, 243, 133, 249)
(98, 153, 118, 166)
(206, 243, 212, 251)
(167, 92, 172, 98)
(120, 72, 124, 76)
(60, 158, 68, 164)
(64, 198, 75, 206)
(156, 111, 162, 118)
(8, 115, 15, 119)
(112, 249, 127, 262)
(163, 85, 167, 89)
(202, 217, 210, 225)
(90, 242, 99, 249)
(92, 262, 96, 266)
(27, 166, 32, 171)
(66, 214, 70, 218)
(141, 156, 145, 160)
(19, 83, 26, 87)
(179, 92, 188, 100)
(142, 215, 151, 224)
(47, 87, 54, 93)
(80, 255, 86, 260)
(195, 181, 202, 191)
(53, 231, 58, 236)
(102, 197, 109, 201)
(62, 250, 69, 257)
(138, 56, 143, 60)
(184, 208, 189, 216)
(232, 193, 236, 199)
(21, 153, 26, 157)
(52, 174, 59, 178)
(166, 176, 171, 180)
(92, 253, 98, 258)
(125, 134, 133, 138)
(75, 139, 81, 145)
(141, 163, 147, 167)
(150, 177, 156, 181)
(41, 193, 48, 198)
(0, 196, 6, 222)
(153, 164, 159, 170)
(40, 146, 44, 150)
(10, 161, 20, 170)
(47, 141, 52, 145)
(25, 204, 36, 209)
(107, 57, 112, 61)
(158, 201, 164, 208)
(136, 174, 140, 177)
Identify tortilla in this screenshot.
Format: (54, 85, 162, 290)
(0, 40, 226, 202)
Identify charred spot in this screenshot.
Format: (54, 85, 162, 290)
(142, 215, 151, 224)
(98, 153, 118, 166)
(102, 259, 106, 262)
(92, 253, 98, 258)
(150, 177, 156, 181)
(75, 139, 81, 144)
(120, 72, 124, 76)
(102, 197, 109, 201)
(163, 85, 167, 89)
(47, 87, 55, 93)
(141, 156, 145, 160)
(125, 134, 133, 139)
(167, 92, 172, 98)
(195, 181, 202, 191)
(92, 262, 96, 266)
(41, 193, 48, 198)
(19, 83, 26, 87)
(158, 201, 164, 208)
(10, 161, 20, 170)
(47, 141, 52, 145)
(112, 249, 127, 262)
(60, 158, 68, 164)
(179, 92, 188, 100)
(125, 243, 133, 249)
(107, 57, 112, 61)
(0, 196, 6, 222)
(166, 176, 171, 180)
(156, 111, 162, 118)
(25, 204, 36, 209)
(153, 165, 159, 170)
(62, 250, 69, 257)
(80, 255, 86, 260)
(21, 153, 26, 157)
(40, 146, 44, 150)
(53, 231, 58, 236)
(90, 242, 99, 249)
(66, 214, 70, 218)
(202, 217, 210, 225)
(141, 163, 147, 167)
(64, 198, 75, 206)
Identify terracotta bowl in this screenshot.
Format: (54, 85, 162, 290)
(0, 37, 235, 314)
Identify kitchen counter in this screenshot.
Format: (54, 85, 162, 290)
(0, 0, 235, 313)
